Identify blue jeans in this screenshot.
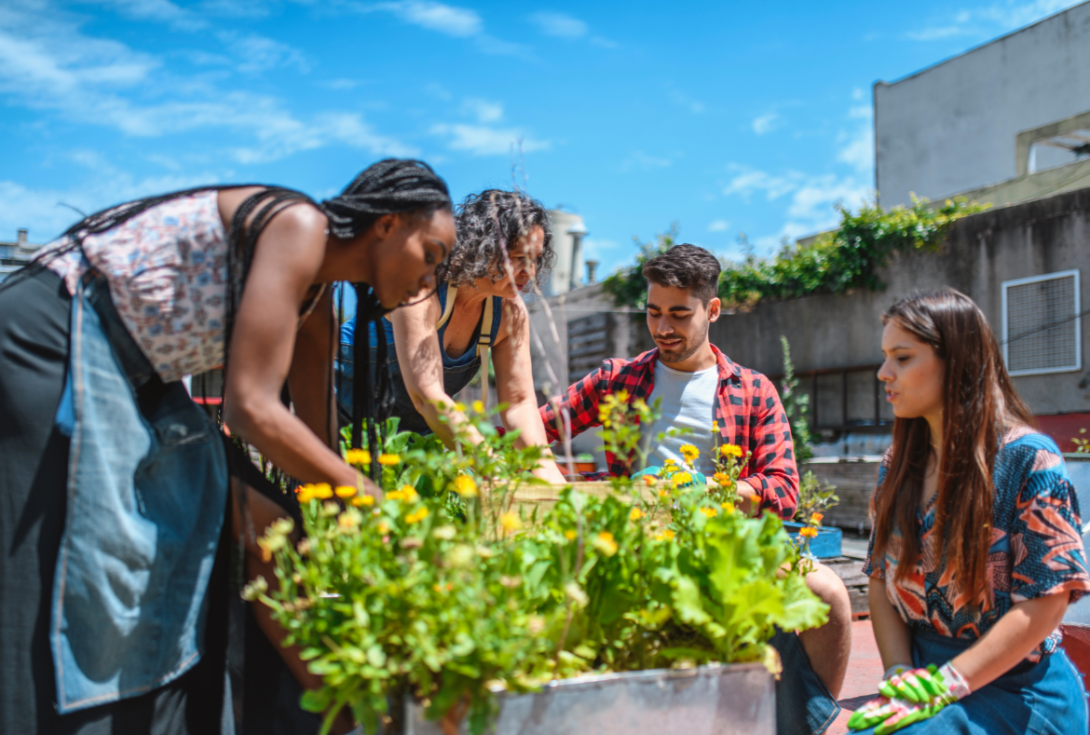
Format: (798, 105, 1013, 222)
(50, 272, 228, 713)
(771, 627, 841, 735)
(852, 628, 1088, 735)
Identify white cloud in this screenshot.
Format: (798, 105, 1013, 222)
(722, 166, 806, 200)
(707, 219, 730, 232)
(752, 112, 781, 135)
(723, 165, 870, 252)
(668, 88, 704, 114)
(83, 0, 205, 30)
(620, 151, 672, 172)
(371, 0, 482, 37)
(0, 2, 412, 162)
(463, 97, 503, 123)
(530, 11, 587, 38)
(905, 0, 1080, 41)
(838, 103, 874, 173)
(218, 31, 311, 73)
(430, 123, 549, 156)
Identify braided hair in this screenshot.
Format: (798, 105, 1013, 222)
(3, 158, 451, 481)
(438, 189, 555, 290)
(318, 159, 452, 476)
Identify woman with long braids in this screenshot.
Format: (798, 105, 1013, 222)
(0, 159, 454, 735)
(849, 289, 1090, 735)
(338, 189, 566, 483)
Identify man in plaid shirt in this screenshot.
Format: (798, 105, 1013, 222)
(541, 245, 851, 735)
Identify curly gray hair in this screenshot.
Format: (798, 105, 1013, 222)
(438, 189, 556, 290)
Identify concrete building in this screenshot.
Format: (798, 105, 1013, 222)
(875, 1, 1090, 209)
(0, 228, 42, 281)
(542, 208, 589, 296)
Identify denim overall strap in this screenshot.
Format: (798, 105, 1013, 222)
(50, 272, 228, 713)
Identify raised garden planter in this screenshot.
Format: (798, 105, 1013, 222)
(405, 664, 774, 735)
(783, 521, 843, 558)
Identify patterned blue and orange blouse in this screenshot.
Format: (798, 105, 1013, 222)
(863, 427, 1090, 661)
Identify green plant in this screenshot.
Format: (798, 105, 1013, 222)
(603, 198, 987, 311)
(794, 471, 839, 525)
(779, 336, 813, 464)
(249, 400, 828, 735)
(1074, 428, 1090, 454)
(718, 196, 987, 310)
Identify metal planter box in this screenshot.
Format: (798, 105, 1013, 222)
(404, 663, 775, 735)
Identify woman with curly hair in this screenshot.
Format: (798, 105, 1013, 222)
(849, 288, 1090, 735)
(338, 189, 565, 483)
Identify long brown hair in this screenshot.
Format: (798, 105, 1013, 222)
(872, 289, 1036, 610)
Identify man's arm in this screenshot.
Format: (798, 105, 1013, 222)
(539, 362, 609, 444)
(739, 380, 799, 520)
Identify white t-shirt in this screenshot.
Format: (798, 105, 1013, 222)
(642, 359, 718, 475)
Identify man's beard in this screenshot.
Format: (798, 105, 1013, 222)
(657, 335, 703, 365)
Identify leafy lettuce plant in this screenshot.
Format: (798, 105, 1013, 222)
(248, 400, 828, 735)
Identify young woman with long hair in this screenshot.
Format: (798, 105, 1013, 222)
(850, 288, 1090, 734)
(0, 159, 454, 735)
(337, 189, 566, 483)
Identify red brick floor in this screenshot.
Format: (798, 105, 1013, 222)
(826, 619, 884, 735)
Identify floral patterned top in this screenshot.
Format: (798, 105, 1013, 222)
(863, 427, 1090, 661)
(40, 191, 229, 383)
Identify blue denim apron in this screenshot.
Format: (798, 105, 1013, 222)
(337, 283, 503, 434)
(852, 628, 1088, 735)
(770, 627, 842, 735)
(50, 272, 228, 713)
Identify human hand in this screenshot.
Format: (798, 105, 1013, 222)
(848, 663, 969, 733)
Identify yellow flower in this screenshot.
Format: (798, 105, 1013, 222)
(799, 527, 819, 539)
(719, 444, 743, 459)
(670, 472, 692, 488)
(810, 513, 824, 525)
(344, 449, 371, 465)
(454, 402, 466, 412)
(663, 458, 678, 467)
(564, 529, 577, 541)
(351, 495, 375, 507)
(653, 529, 676, 542)
(642, 474, 657, 487)
(713, 471, 733, 487)
(472, 400, 484, 413)
(337, 510, 359, 529)
(454, 475, 479, 498)
(711, 420, 719, 433)
(405, 507, 429, 525)
(500, 512, 523, 533)
(659, 489, 671, 499)
(679, 444, 699, 464)
(616, 389, 629, 402)
(335, 485, 357, 499)
(700, 507, 718, 518)
(295, 484, 316, 503)
(378, 453, 400, 466)
(593, 531, 618, 556)
(312, 483, 333, 499)
(387, 485, 419, 503)
(377, 521, 390, 535)
(721, 501, 736, 514)
(629, 507, 644, 522)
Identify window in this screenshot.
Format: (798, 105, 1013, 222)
(1002, 270, 1081, 376)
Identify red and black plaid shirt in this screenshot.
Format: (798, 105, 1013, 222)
(541, 345, 799, 520)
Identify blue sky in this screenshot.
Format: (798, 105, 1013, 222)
(1, 0, 1083, 276)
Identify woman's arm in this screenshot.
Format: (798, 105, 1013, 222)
(288, 287, 337, 448)
(492, 297, 565, 483)
(221, 203, 363, 493)
(868, 578, 914, 671)
(389, 294, 484, 449)
(950, 592, 1069, 691)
